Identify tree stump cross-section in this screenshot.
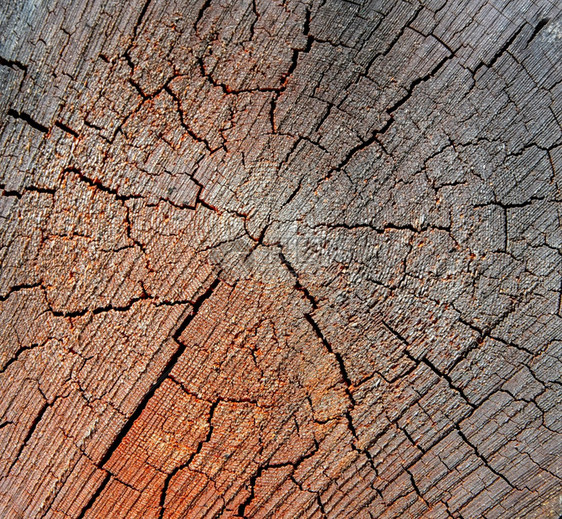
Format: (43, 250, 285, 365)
(0, 0, 561, 517)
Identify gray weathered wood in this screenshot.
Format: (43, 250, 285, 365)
(0, 0, 561, 517)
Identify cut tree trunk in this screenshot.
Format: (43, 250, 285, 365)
(0, 0, 561, 518)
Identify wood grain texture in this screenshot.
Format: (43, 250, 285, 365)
(0, 0, 561, 517)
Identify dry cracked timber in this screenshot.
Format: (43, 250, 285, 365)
(0, 0, 561, 517)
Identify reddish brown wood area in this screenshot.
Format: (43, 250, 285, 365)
(0, 0, 561, 517)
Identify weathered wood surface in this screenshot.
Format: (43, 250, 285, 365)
(0, 0, 561, 517)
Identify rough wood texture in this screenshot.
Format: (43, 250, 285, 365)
(1, 0, 561, 517)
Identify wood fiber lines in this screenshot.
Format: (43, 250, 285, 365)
(0, 0, 561, 518)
